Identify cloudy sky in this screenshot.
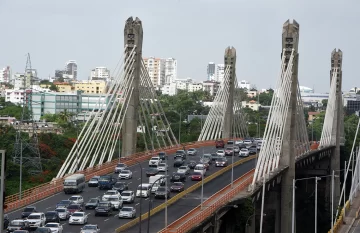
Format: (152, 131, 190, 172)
(0, 0, 359, 92)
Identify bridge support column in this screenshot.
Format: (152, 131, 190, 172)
(268, 190, 281, 233)
(122, 17, 143, 157)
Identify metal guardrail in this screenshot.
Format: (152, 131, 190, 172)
(115, 154, 256, 232)
(5, 140, 215, 213)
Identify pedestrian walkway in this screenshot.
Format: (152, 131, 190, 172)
(337, 194, 360, 233)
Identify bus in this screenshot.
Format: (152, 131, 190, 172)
(63, 174, 85, 194)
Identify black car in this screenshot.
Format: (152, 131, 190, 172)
(175, 150, 186, 159)
(145, 167, 159, 177)
(187, 160, 197, 169)
(6, 219, 30, 232)
(238, 143, 246, 149)
(112, 182, 128, 193)
(3, 214, 9, 229)
(157, 152, 167, 161)
(12, 231, 30, 233)
(85, 198, 99, 209)
(44, 211, 60, 223)
(249, 146, 257, 155)
(21, 206, 37, 219)
(173, 158, 184, 167)
(95, 201, 113, 216)
(170, 182, 185, 192)
(170, 172, 186, 182)
(155, 187, 170, 199)
(34, 228, 51, 233)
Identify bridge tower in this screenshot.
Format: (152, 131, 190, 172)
(279, 19, 300, 233)
(223, 47, 236, 138)
(122, 17, 143, 157)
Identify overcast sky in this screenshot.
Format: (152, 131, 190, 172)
(0, 0, 359, 93)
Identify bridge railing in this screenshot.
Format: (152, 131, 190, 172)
(5, 140, 215, 213)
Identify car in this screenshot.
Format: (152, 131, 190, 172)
(170, 172, 186, 182)
(254, 138, 262, 143)
(44, 223, 63, 233)
(187, 148, 197, 156)
(173, 158, 185, 167)
(27, 213, 46, 229)
(215, 158, 228, 167)
(114, 163, 128, 173)
(243, 140, 253, 147)
(202, 154, 213, 164)
(257, 142, 262, 150)
(235, 140, 243, 145)
(145, 167, 159, 177)
(187, 160, 197, 169)
(108, 195, 123, 210)
(118, 169, 133, 179)
(21, 206, 37, 219)
(112, 182, 129, 193)
(194, 164, 207, 176)
(157, 152, 167, 161)
(200, 157, 211, 165)
(68, 195, 84, 205)
(56, 200, 73, 209)
(175, 150, 186, 159)
(225, 147, 234, 156)
(4, 214, 9, 229)
(44, 211, 60, 223)
(95, 202, 113, 216)
(155, 187, 170, 199)
(215, 139, 225, 148)
(149, 157, 161, 167)
(68, 212, 88, 225)
(67, 204, 83, 215)
(177, 166, 190, 175)
(227, 140, 234, 145)
(33, 228, 51, 233)
(11, 231, 30, 233)
(201, 162, 210, 170)
(249, 146, 257, 155)
(191, 172, 203, 181)
(239, 148, 250, 157)
(233, 146, 240, 153)
(216, 150, 225, 156)
(238, 143, 247, 149)
(88, 176, 100, 187)
(80, 224, 101, 233)
(6, 219, 30, 232)
(170, 182, 185, 192)
(119, 207, 136, 219)
(54, 208, 70, 220)
(210, 153, 221, 161)
(102, 190, 121, 201)
(157, 162, 168, 172)
(85, 198, 99, 209)
(121, 190, 135, 203)
(98, 175, 117, 190)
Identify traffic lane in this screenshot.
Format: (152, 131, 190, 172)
(78, 150, 244, 232)
(350, 218, 360, 233)
(122, 159, 256, 233)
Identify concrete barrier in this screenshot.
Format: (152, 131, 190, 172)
(328, 200, 351, 233)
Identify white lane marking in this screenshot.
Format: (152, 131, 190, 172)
(46, 207, 52, 209)
(138, 178, 141, 180)
(145, 198, 149, 200)
(114, 214, 119, 217)
(133, 171, 137, 173)
(350, 218, 360, 233)
(135, 203, 140, 206)
(61, 223, 66, 226)
(128, 182, 132, 185)
(104, 218, 109, 221)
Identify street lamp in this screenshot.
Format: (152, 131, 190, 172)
(170, 110, 182, 145)
(74, 118, 79, 172)
(246, 213, 267, 233)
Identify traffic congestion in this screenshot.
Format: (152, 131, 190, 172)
(3, 138, 262, 233)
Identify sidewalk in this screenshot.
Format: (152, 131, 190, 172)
(338, 194, 360, 233)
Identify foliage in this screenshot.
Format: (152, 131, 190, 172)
(322, 99, 328, 108)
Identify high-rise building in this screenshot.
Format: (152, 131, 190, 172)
(207, 62, 215, 81)
(90, 67, 110, 81)
(239, 80, 250, 90)
(164, 58, 177, 84)
(216, 64, 225, 82)
(65, 60, 77, 80)
(143, 57, 165, 89)
(0, 66, 11, 83)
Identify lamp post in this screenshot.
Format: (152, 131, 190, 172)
(164, 155, 168, 229)
(246, 213, 267, 233)
(74, 118, 79, 172)
(201, 170, 204, 210)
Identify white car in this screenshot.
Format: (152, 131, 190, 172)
(81, 224, 101, 233)
(239, 148, 250, 157)
(114, 163, 128, 173)
(187, 148, 197, 156)
(102, 190, 121, 201)
(118, 170, 133, 179)
(121, 190, 135, 203)
(26, 213, 46, 228)
(54, 208, 70, 220)
(68, 212, 88, 225)
(108, 195, 123, 210)
(119, 206, 136, 219)
(68, 195, 84, 205)
(157, 163, 168, 172)
(235, 140, 243, 145)
(44, 223, 63, 233)
(216, 150, 225, 156)
(149, 156, 161, 167)
(177, 166, 190, 175)
(243, 140, 253, 147)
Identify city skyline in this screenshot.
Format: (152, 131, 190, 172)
(0, 0, 359, 92)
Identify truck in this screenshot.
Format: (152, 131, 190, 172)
(63, 174, 85, 194)
(98, 175, 116, 190)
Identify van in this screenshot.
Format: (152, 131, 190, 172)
(63, 174, 86, 194)
(136, 184, 152, 198)
(194, 164, 206, 176)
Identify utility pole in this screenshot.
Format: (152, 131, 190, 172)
(0, 150, 6, 230)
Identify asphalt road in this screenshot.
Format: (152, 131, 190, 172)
(124, 158, 255, 233)
(349, 218, 360, 233)
(6, 146, 253, 233)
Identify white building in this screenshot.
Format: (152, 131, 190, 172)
(202, 81, 220, 96)
(0, 66, 11, 83)
(5, 89, 26, 105)
(299, 86, 314, 93)
(65, 60, 77, 80)
(239, 80, 250, 90)
(143, 57, 165, 89)
(160, 82, 177, 96)
(207, 62, 215, 81)
(164, 58, 177, 85)
(216, 64, 225, 82)
(242, 100, 261, 111)
(91, 67, 110, 81)
(13, 73, 26, 89)
(188, 83, 203, 92)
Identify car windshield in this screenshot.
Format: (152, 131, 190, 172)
(193, 172, 202, 175)
(45, 223, 58, 227)
(45, 212, 56, 217)
(24, 207, 35, 212)
(121, 170, 130, 174)
(35, 228, 51, 233)
(99, 176, 111, 182)
(179, 166, 187, 169)
(217, 150, 224, 153)
(241, 149, 248, 151)
(175, 158, 183, 161)
(173, 173, 181, 176)
(10, 221, 24, 226)
(188, 148, 195, 151)
(173, 182, 183, 186)
(147, 168, 157, 172)
(158, 152, 166, 156)
(98, 203, 109, 207)
(83, 225, 97, 230)
(88, 199, 98, 203)
(157, 187, 166, 192)
(67, 205, 79, 209)
(64, 181, 76, 186)
(158, 163, 165, 167)
(55, 209, 65, 212)
(105, 191, 116, 195)
(151, 157, 159, 160)
(176, 150, 184, 154)
(139, 186, 149, 190)
(226, 147, 233, 150)
(122, 207, 133, 211)
(122, 192, 131, 196)
(108, 197, 118, 201)
(90, 178, 98, 181)
(116, 164, 125, 167)
(58, 200, 70, 204)
(114, 183, 125, 188)
(28, 215, 40, 219)
(72, 213, 84, 217)
(69, 196, 79, 201)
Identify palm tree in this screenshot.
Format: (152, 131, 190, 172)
(58, 109, 74, 123)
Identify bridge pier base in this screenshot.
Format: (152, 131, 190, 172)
(268, 190, 281, 233)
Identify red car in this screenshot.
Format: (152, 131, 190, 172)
(191, 172, 203, 181)
(215, 140, 225, 148)
(67, 204, 83, 215)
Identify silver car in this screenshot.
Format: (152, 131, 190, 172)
(121, 190, 135, 203)
(118, 206, 136, 219)
(68, 195, 84, 205)
(80, 224, 100, 233)
(187, 148, 197, 156)
(233, 146, 240, 153)
(54, 208, 70, 220)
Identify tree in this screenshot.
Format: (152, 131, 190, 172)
(49, 83, 59, 92)
(322, 99, 328, 108)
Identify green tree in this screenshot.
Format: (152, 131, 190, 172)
(322, 99, 328, 108)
